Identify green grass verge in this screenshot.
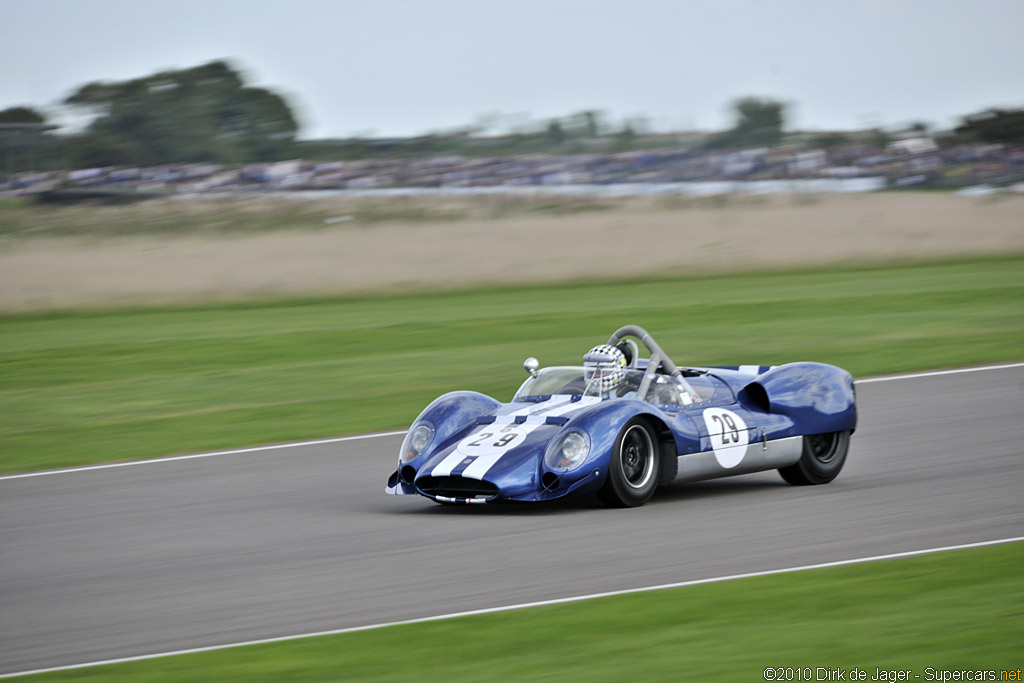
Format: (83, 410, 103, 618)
(2, 255, 1023, 474)
(19, 542, 1023, 681)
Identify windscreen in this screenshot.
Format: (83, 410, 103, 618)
(514, 367, 646, 400)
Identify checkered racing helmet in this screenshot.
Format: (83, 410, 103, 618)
(583, 344, 626, 392)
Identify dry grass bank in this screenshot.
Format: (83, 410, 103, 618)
(1, 192, 1021, 311)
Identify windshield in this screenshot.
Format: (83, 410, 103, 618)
(514, 366, 702, 406)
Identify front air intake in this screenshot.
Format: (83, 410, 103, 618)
(416, 476, 499, 500)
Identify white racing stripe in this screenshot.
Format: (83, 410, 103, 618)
(460, 397, 601, 479)
(493, 394, 572, 416)
(429, 450, 470, 477)
(2, 535, 1020, 679)
(433, 396, 599, 479)
(457, 454, 503, 479)
(490, 396, 601, 425)
(1, 362, 1019, 483)
(459, 427, 544, 479)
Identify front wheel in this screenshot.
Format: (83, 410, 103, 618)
(778, 430, 851, 485)
(599, 418, 660, 507)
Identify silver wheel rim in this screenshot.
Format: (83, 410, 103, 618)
(619, 424, 655, 489)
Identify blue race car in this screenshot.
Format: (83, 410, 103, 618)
(385, 325, 857, 507)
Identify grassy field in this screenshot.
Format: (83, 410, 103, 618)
(2, 255, 1023, 474)
(17, 541, 1022, 681)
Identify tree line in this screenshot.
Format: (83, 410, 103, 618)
(2, 60, 297, 171)
(2, 59, 1022, 173)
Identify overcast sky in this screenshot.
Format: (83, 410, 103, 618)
(2, 0, 1021, 139)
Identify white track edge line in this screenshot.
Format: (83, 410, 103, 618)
(854, 361, 1024, 384)
(2, 535, 1021, 679)
(2, 361, 1020, 482)
(0, 432, 408, 481)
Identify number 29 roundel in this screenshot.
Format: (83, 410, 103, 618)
(701, 407, 750, 468)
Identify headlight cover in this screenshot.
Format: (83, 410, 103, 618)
(544, 429, 591, 472)
(400, 422, 435, 463)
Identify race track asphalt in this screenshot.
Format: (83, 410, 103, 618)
(1, 366, 1022, 675)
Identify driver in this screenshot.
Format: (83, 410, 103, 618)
(582, 344, 627, 397)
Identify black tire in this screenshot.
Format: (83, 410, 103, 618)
(599, 418, 660, 507)
(658, 447, 678, 485)
(778, 430, 851, 485)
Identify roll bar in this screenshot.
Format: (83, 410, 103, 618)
(607, 325, 682, 403)
(607, 325, 681, 377)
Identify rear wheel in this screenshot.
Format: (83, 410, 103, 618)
(599, 418, 660, 507)
(778, 430, 851, 485)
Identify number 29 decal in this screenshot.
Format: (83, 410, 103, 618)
(467, 432, 517, 448)
(458, 426, 527, 456)
(701, 407, 750, 468)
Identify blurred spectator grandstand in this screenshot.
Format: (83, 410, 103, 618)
(3, 137, 1023, 199)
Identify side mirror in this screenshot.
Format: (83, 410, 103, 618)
(523, 357, 539, 377)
